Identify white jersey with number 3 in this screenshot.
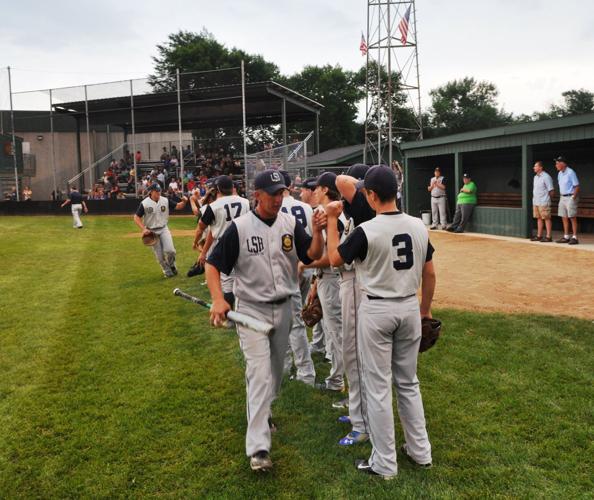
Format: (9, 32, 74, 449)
(207, 195, 250, 239)
(357, 213, 429, 298)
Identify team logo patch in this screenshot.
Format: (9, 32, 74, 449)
(160, 205, 166, 212)
(271, 171, 281, 182)
(281, 233, 294, 252)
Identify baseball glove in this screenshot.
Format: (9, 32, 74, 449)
(302, 293, 323, 327)
(420, 317, 442, 353)
(142, 231, 159, 247)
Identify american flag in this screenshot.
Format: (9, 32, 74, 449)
(399, 5, 411, 45)
(360, 32, 368, 56)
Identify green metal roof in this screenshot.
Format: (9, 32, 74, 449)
(401, 113, 594, 151)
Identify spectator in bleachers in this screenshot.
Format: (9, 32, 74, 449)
(22, 186, 32, 201)
(135, 150, 142, 164)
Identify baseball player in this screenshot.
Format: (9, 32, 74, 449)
(187, 180, 218, 277)
(279, 171, 316, 386)
(326, 165, 435, 480)
(60, 186, 88, 228)
(197, 175, 250, 307)
(206, 169, 325, 471)
(332, 164, 374, 446)
(303, 172, 345, 393)
(298, 177, 326, 356)
(428, 167, 447, 229)
(133, 183, 188, 277)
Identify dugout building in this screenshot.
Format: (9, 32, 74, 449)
(401, 113, 594, 237)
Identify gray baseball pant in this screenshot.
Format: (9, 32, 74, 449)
(283, 275, 316, 385)
(152, 226, 176, 275)
(340, 271, 367, 434)
(358, 294, 431, 477)
(235, 298, 292, 457)
(431, 197, 447, 227)
(71, 204, 83, 228)
(317, 273, 344, 390)
(451, 203, 475, 230)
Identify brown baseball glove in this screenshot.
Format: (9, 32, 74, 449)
(142, 231, 159, 246)
(302, 293, 323, 327)
(420, 317, 442, 353)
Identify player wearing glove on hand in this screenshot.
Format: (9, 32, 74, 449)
(133, 183, 188, 278)
(325, 165, 436, 480)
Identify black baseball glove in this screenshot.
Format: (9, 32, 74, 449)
(420, 318, 442, 353)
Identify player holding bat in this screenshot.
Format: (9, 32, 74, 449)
(206, 169, 326, 472)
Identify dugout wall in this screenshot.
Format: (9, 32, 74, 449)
(402, 113, 594, 237)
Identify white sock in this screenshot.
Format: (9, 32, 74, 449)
(564, 234, 570, 239)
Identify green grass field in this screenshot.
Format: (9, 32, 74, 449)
(0, 215, 592, 499)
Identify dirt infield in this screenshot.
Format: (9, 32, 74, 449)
(125, 228, 593, 319)
(430, 232, 594, 319)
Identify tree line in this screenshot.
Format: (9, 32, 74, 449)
(152, 30, 594, 151)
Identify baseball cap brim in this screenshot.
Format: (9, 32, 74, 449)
(260, 183, 287, 195)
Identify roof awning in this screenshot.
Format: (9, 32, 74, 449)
(53, 81, 323, 133)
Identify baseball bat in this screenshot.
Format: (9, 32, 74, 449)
(172, 288, 274, 336)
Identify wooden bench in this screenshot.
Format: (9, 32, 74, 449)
(477, 192, 594, 218)
(477, 192, 522, 208)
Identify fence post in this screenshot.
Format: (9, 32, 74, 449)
(7, 66, 19, 201)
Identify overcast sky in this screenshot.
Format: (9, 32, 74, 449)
(1, 0, 593, 115)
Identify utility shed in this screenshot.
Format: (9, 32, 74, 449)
(401, 114, 594, 237)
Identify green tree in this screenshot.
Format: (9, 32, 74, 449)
(427, 77, 512, 136)
(353, 63, 421, 142)
(150, 29, 280, 90)
(535, 89, 594, 119)
(284, 65, 364, 151)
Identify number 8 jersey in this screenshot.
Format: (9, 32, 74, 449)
(201, 194, 251, 239)
(337, 211, 434, 299)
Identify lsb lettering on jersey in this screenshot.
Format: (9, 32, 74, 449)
(247, 236, 264, 254)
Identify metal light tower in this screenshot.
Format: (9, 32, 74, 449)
(364, 0, 423, 166)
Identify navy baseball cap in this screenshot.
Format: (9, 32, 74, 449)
(279, 170, 292, 188)
(299, 177, 317, 190)
(254, 169, 288, 194)
(147, 182, 161, 192)
(216, 175, 233, 191)
(316, 172, 338, 191)
(363, 165, 398, 199)
(554, 156, 567, 163)
(463, 172, 471, 178)
(346, 163, 370, 180)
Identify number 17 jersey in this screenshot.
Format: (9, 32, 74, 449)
(337, 211, 434, 298)
(201, 195, 251, 239)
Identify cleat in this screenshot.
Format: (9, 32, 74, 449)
(337, 415, 351, 424)
(250, 450, 273, 471)
(187, 262, 205, 277)
(568, 237, 579, 245)
(400, 444, 432, 468)
(354, 459, 395, 480)
(339, 431, 369, 446)
(171, 266, 178, 276)
(556, 237, 570, 243)
(332, 398, 349, 409)
(315, 382, 345, 393)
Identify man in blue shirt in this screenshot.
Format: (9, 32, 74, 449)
(531, 161, 555, 242)
(554, 156, 580, 245)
